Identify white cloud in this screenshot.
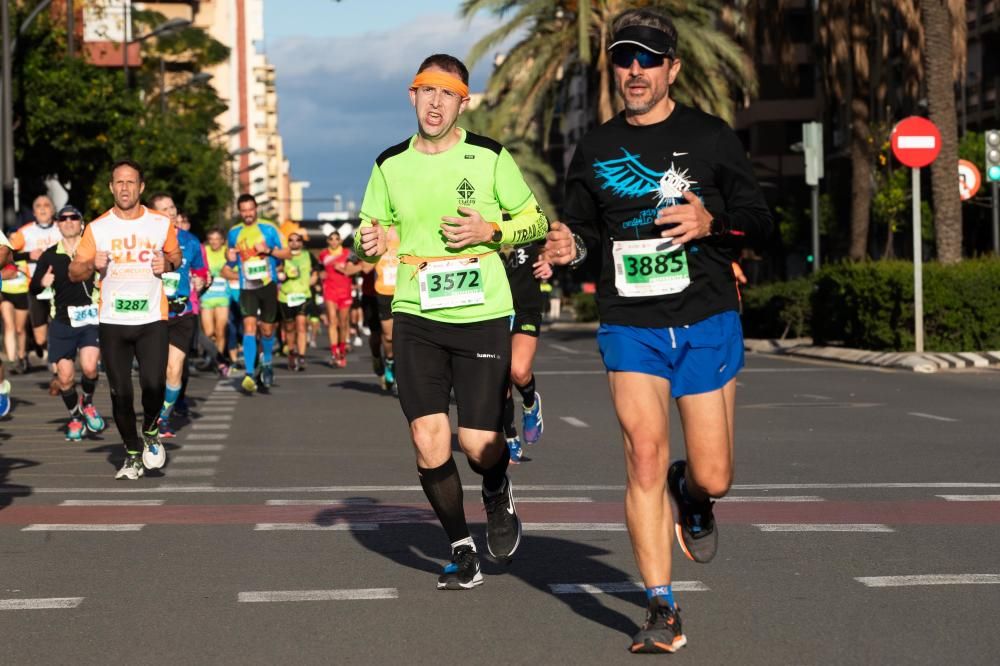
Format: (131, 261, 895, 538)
(269, 11, 515, 215)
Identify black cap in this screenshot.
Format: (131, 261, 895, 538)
(608, 25, 676, 58)
(57, 205, 83, 219)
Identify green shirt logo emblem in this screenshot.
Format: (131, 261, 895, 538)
(456, 178, 476, 201)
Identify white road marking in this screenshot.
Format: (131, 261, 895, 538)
(856, 574, 1000, 587)
(795, 394, 831, 400)
(515, 497, 594, 503)
(560, 417, 589, 428)
(59, 500, 165, 506)
(549, 581, 709, 595)
(195, 414, 234, 421)
(164, 469, 216, 478)
(22, 524, 145, 531)
(265, 499, 377, 506)
(180, 444, 225, 452)
(185, 434, 228, 441)
(719, 495, 824, 503)
(524, 523, 627, 531)
(280, 368, 851, 379)
(755, 524, 894, 532)
(199, 406, 237, 412)
(549, 344, 582, 355)
(172, 455, 221, 464)
(10, 482, 1000, 495)
(0, 597, 84, 610)
(908, 412, 958, 422)
(238, 589, 397, 603)
(191, 423, 231, 430)
(937, 495, 1000, 502)
(254, 523, 379, 531)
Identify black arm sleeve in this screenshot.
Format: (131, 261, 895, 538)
(28, 252, 49, 295)
(707, 126, 773, 244)
(562, 145, 601, 249)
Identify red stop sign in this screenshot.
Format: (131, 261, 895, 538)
(891, 116, 942, 168)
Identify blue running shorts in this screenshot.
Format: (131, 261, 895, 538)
(597, 310, 744, 398)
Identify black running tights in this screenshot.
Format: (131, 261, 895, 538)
(99, 321, 168, 453)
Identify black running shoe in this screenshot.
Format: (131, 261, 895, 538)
(436, 545, 483, 590)
(483, 475, 521, 562)
(630, 600, 687, 654)
(667, 459, 718, 563)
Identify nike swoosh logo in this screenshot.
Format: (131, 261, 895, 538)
(672, 152, 688, 157)
(507, 504, 515, 515)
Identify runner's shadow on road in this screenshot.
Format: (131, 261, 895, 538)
(0, 452, 37, 509)
(329, 380, 395, 397)
(87, 434, 182, 476)
(321, 499, 640, 638)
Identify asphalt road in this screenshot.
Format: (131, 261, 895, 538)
(1, 329, 998, 665)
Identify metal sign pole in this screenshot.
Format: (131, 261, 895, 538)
(912, 167, 924, 353)
(993, 181, 999, 255)
(811, 184, 820, 272)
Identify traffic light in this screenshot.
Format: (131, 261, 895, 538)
(987, 129, 1000, 182)
(802, 122, 824, 186)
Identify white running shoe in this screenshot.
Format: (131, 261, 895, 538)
(115, 455, 145, 480)
(141, 432, 166, 470)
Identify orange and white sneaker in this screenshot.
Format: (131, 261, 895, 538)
(630, 601, 687, 654)
(668, 459, 718, 563)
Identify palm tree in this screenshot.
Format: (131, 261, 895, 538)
(460, 0, 754, 135)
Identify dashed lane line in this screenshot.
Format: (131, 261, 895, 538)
(549, 581, 709, 595)
(908, 412, 958, 422)
(163, 469, 216, 478)
(265, 499, 377, 506)
(191, 423, 231, 430)
(720, 495, 824, 503)
(856, 574, 1000, 587)
(0, 598, 84, 610)
(172, 456, 221, 464)
(755, 524, 894, 532)
(238, 589, 398, 603)
(185, 434, 228, 440)
(59, 500, 165, 507)
(254, 523, 379, 531)
(179, 444, 225, 452)
(22, 524, 145, 531)
(937, 495, 1000, 501)
(195, 414, 234, 421)
(560, 417, 589, 428)
(524, 523, 627, 531)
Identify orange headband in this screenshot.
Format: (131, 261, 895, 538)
(409, 71, 469, 99)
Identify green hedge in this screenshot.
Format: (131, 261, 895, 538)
(741, 258, 1000, 351)
(572, 292, 599, 322)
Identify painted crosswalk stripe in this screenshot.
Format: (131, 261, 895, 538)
(254, 523, 379, 531)
(720, 495, 824, 503)
(755, 523, 894, 532)
(165, 469, 216, 477)
(937, 495, 1000, 502)
(59, 500, 165, 507)
(524, 522, 626, 531)
(265, 499, 376, 506)
(180, 444, 225, 452)
(172, 455, 221, 464)
(192, 423, 230, 430)
(549, 344, 581, 355)
(0, 597, 84, 610)
(199, 407, 236, 413)
(560, 417, 589, 428)
(22, 524, 145, 531)
(516, 497, 594, 503)
(186, 434, 228, 441)
(195, 414, 234, 421)
(238, 588, 398, 603)
(856, 574, 1000, 587)
(549, 581, 709, 595)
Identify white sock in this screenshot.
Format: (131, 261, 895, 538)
(451, 536, 476, 553)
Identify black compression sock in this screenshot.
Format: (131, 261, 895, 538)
(515, 375, 536, 408)
(81, 375, 97, 405)
(418, 457, 470, 544)
(470, 444, 510, 495)
(503, 392, 517, 438)
(59, 387, 79, 414)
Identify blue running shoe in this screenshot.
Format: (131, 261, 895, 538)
(66, 418, 85, 442)
(506, 436, 523, 464)
(522, 392, 543, 444)
(81, 403, 105, 433)
(157, 417, 176, 439)
(261, 363, 274, 388)
(384, 359, 395, 386)
(0, 381, 10, 418)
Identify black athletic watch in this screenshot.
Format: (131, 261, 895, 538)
(489, 223, 503, 243)
(568, 234, 587, 267)
(709, 217, 725, 237)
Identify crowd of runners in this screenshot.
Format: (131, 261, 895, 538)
(0, 7, 772, 656)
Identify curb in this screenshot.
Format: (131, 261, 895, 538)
(744, 338, 1000, 373)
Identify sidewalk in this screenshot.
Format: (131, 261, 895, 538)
(744, 338, 1000, 373)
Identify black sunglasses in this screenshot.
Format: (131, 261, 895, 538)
(58, 214, 82, 221)
(611, 47, 666, 70)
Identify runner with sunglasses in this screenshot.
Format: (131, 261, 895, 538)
(70, 159, 182, 480)
(29, 205, 105, 441)
(357, 53, 549, 591)
(544, 9, 772, 653)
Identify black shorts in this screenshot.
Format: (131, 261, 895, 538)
(377, 294, 393, 322)
(305, 294, 322, 319)
(239, 282, 279, 325)
(2, 291, 28, 310)
(48, 319, 99, 362)
(280, 302, 306, 321)
(511, 309, 542, 338)
(394, 313, 510, 431)
(28, 291, 51, 327)
(167, 313, 198, 351)
(361, 295, 380, 332)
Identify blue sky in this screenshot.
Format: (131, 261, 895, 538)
(263, 1, 511, 218)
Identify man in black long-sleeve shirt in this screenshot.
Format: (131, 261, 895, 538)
(546, 7, 772, 655)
